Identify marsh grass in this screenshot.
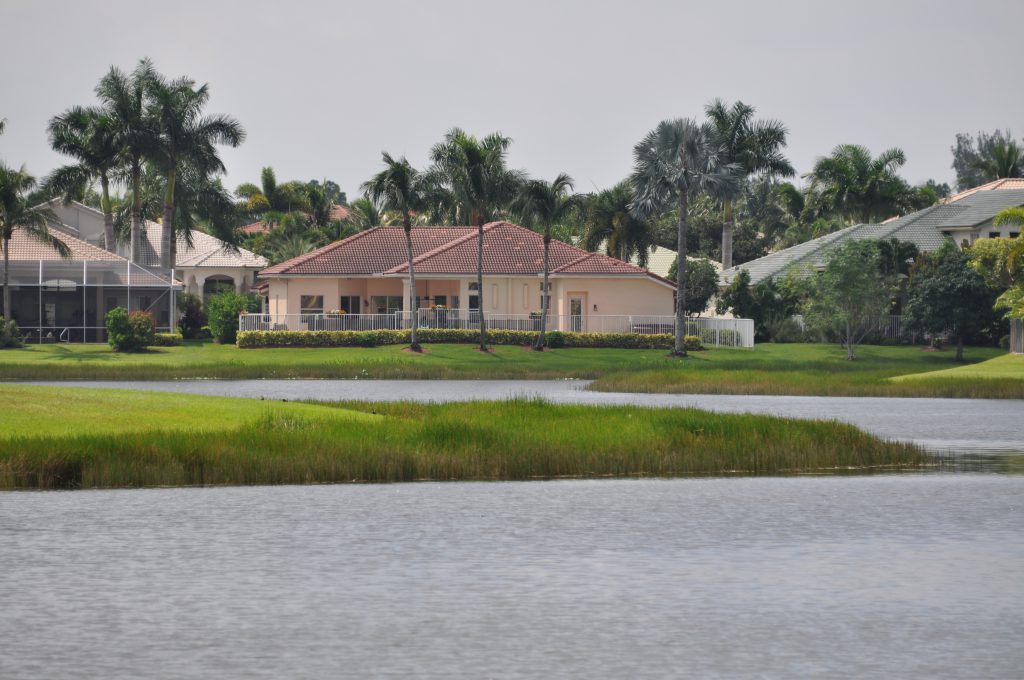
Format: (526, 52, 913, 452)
(0, 388, 930, 489)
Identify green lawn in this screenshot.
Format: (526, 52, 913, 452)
(0, 384, 928, 489)
(0, 341, 1018, 398)
(888, 352, 1024, 382)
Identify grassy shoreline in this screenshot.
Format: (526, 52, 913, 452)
(0, 342, 1018, 398)
(0, 385, 929, 489)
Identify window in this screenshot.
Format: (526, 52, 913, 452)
(1011, 232, 1020, 239)
(433, 295, 447, 308)
(452, 296, 460, 309)
(370, 296, 403, 314)
(468, 281, 479, 291)
(139, 296, 151, 311)
(300, 295, 324, 315)
(469, 295, 479, 310)
(989, 231, 1000, 238)
(339, 295, 360, 313)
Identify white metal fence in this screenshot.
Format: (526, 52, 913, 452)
(239, 310, 755, 348)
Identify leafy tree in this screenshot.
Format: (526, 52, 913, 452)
(876, 238, 919, 277)
(45, 106, 120, 250)
(969, 235, 1024, 320)
(667, 256, 719, 316)
(582, 181, 654, 267)
(704, 99, 794, 269)
(428, 128, 524, 350)
(176, 293, 207, 339)
(512, 173, 578, 349)
(905, 241, 998, 360)
(206, 291, 258, 344)
(716, 269, 805, 341)
(105, 308, 155, 351)
(146, 68, 245, 268)
(631, 118, 736, 357)
(802, 240, 892, 360)
(804, 144, 911, 224)
(951, 130, 1022, 190)
(363, 153, 428, 351)
(0, 164, 70, 318)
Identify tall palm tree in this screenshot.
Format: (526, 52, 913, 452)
(804, 144, 909, 224)
(512, 173, 577, 350)
(363, 153, 428, 351)
(0, 164, 70, 318)
(583, 181, 654, 267)
(146, 70, 245, 268)
(993, 206, 1024, 229)
(704, 99, 794, 269)
(45, 106, 121, 251)
(972, 139, 1024, 182)
(631, 118, 736, 357)
(428, 128, 524, 350)
(344, 195, 384, 231)
(235, 166, 313, 217)
(96, 60, 156, 263)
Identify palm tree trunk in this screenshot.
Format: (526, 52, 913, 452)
(2, 236, 10, 321)
(477, 223, 487, 351)
(846, 319, 855, 360)
(130, 158, 142, 263)
(955, 335, 964, 362)
(100, 174, 115, 252)
(405, 223, 421, 352)
(536, 231, 551, 351)
(721, 199, 734, 270)
(161, 167, 176, 269)
(674, 192, 689, 357)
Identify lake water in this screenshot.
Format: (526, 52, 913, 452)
(28, 379, 1024, 454)
(1, 477, 1022, 679)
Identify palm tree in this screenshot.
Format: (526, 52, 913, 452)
(45, 106, 121, 251)
(972, 139, 1024, 182)
(428, 128, 524, 350)
(235, 167, 313, 217)
(344, 195, 384, 231)
(705, 99, 794, 269)
(269, 233, 316, 263)
(631, 118, 736, 357)
(0, 164, 70, 318)
(363, 153, 428, 352)
(804, 145, 910, 224)
(993, 206, 1024, 229)
(583, 181, 654, 267)
(96, 60, 156, 263)
(146, 69, 245, 268)
(512, 173, 577, 350)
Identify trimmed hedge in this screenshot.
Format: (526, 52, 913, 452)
(237, 328, 706, 351)
(152, 332, 184, 347)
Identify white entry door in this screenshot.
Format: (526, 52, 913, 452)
(569, 294, 585, 332)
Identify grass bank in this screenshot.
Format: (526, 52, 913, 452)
(0, 385, 928, 489)
(0, 342, 1017, 398)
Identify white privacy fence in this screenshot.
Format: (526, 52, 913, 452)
(239, 311, 755, 348)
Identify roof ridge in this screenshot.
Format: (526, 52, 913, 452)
(265, 227, 380, 274)
(384, 224, 494, 273)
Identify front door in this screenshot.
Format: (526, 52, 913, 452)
(569, 294, 585, 332)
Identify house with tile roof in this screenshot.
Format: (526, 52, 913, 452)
(256, 222, 675, 330)
(45, 200, 267, 299)
(721, 181, 1024, 286)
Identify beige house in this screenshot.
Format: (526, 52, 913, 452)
(255, 222, 675, 332)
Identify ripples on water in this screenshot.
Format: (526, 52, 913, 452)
(1, 477, 1022, 679)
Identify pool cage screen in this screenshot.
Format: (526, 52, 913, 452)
(1, 259, 180, 343)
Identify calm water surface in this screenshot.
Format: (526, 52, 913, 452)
(1, 477, 1022, 679)
(30, 379, 1024, 454)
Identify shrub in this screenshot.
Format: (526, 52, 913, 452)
(0, 317, 23, 349)
(152, 332, 183, 347)
(106, 308, 155, 352)
(177, 293, 207, 339)
(206, 292, 259, 344)
(999, 334, 1010, 350)
(235, 328, 709, 351)
(766, 316, 805, 343)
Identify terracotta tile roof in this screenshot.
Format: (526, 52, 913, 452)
(6, 229, 124, 262)
(240, 221, 271, 236)
(329, 204, 350, 221)
(944, 178, 1024, 203)
(260, 221, 672, 287)
(260, 226, 477, 275)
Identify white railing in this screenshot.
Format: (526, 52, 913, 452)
(239, 311, 755, 348)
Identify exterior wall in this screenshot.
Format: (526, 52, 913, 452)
(50, 203, 107, 249)
(183, 266, 261, 296)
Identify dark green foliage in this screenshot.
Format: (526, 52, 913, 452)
(951, 130, 1023, 190)
(667, 257, 719, 316)
(176, 293, 207, 339)
(717, 270, 757, 318)
(904, 241, 1000, 360)
(152, 332, 183, 347)
(105, 308, 155, 352)
(235, 328, 713, 351)
(206, 292, 258, 344)
(716, 270, 807, 342)
(0, 317, 23, 348)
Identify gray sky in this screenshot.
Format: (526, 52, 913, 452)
(1, 0, 1022, 197)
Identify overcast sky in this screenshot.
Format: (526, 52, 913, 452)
(1, 0, 1022, 198)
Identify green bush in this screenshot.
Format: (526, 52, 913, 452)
(152, 332, 183, 347)
(177, 293, 207, 339)
(106, 308, 155, 352)
(206, 292, 259, 344)
(0, 316, 23, 349)
(999, 334, 1010, 350)
(236, 328, 709, 351)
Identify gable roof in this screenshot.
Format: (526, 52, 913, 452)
(721, 183, 1024, 285)
(944, 178, 1024, 203)
(137, 222, 267, 269)
(260, 222, 673, 287)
